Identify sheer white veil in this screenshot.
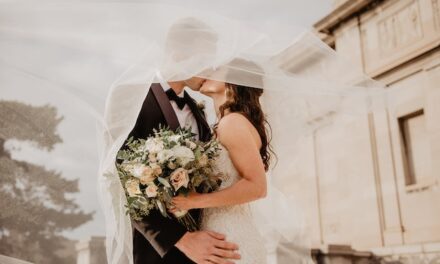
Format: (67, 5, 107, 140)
(0, 2, 387, 263)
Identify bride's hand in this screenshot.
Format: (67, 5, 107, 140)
(172, 192, 202, 211)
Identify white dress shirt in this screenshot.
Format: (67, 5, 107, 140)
(157, 73, 199, 140)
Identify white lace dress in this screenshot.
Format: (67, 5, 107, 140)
(200, 145, 267, 264)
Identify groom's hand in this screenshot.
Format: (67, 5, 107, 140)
(175, 231, 241, 264)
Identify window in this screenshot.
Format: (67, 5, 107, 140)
(398, 109, 430, 186)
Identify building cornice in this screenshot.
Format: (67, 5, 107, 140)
(314, 0, 375, 33)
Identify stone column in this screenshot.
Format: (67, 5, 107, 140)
(76, 236, 107, 264)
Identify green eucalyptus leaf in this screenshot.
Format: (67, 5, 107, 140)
(158, 177, 172, 188)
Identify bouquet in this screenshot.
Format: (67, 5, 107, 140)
(116, 126, 221, 231)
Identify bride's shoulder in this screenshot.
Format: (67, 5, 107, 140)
(216, 113, 254, 142)
(218, 113, 251, 130)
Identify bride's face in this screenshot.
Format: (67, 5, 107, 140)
(199, 79, 226, 96)
(200, 67, 228, 96)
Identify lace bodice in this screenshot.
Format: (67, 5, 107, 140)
(214, 145, 240, 190)
(200, 145, 267, 264)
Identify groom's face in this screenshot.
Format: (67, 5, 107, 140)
(184, 77, 206, 91)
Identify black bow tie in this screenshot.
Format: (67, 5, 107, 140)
(166, 89, 188, 110)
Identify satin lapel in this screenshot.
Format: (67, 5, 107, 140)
(184, 91, 211, 142)
(150, 83, 180, 131)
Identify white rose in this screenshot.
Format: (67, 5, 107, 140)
(170, 168, 190, 191)
(125, 179, 142, 197)
(145, 138, 164, 153)
(145, 184, 158, 198)
(130, 164, 147, 178)
(157, 149, 174, 164)
(172, 146, 195, 166)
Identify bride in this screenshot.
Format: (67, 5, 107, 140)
(172, 71, 272, 263)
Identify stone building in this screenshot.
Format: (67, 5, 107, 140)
(294, 0, 440, 262)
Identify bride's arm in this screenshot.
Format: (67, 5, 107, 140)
(172, 113, 267, 210)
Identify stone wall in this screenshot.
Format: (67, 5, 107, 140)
(0, 255, 34, 264)
(306, 0, 440, 261)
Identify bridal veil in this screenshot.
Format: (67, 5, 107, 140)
(0, 1, 387, 263)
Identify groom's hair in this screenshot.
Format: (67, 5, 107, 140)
(165, 17, 218, 62)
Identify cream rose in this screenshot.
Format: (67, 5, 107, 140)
(170, 168, 190, 191)
(145, 184, 158, 198)
(172, 146, 195, 166)
(140, 166, 156, 185)
(150, 163, 162, 176)
(125, 179, 142, 197)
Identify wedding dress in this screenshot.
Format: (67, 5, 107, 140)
(200, 145, 267, 264)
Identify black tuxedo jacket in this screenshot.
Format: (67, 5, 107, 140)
(119, 83, 211, 264)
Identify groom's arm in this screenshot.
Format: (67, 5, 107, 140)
(131, 210, 187, 257)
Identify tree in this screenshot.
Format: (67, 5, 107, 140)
(0, 100, 93, 264)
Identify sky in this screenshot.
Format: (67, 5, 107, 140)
(1, 0, 333, 241)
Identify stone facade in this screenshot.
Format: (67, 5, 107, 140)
(305, 0, 440, 262)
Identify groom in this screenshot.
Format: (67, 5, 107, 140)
(121, 18, 241, 264)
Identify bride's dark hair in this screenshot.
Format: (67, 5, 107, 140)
(216, 60, 275, 171)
